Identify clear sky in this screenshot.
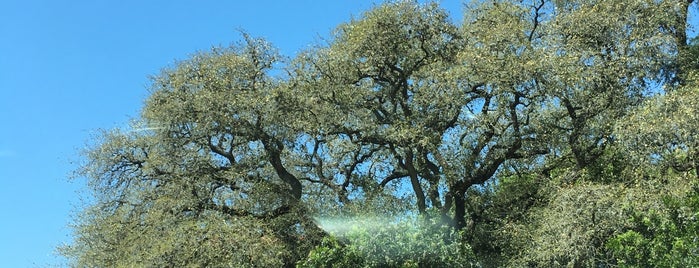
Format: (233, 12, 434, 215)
(1, 1, 697, 267)
(0, 1, 465, 266)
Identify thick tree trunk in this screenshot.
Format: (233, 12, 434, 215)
(263, 138, 303, 201)
(453, 189, 467, 230)
(405, 150, 427, 213)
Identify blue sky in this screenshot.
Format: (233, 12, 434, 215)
(0, 1, 464, 266)
(1, 1, 696, 267)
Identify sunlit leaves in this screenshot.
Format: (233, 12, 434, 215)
(616, 84, 699, 176)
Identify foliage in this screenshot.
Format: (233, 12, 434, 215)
(61, 0, 697, 266)
(298, 215, 478, 268)
(297, 236, 365, 268)
(60, 37, 326, 267)
(505, 180, 631, 267)
(461, 172, 553, 267)
(616, 76, 699, 178)
(607, 181, 699, 267)
(603, 31, 699, 267)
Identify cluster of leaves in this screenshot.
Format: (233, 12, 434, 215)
(607, 183, 699, 267)
(601, 39, 699, 268)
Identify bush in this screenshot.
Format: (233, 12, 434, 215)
(297, 215, 479, 268)
(606, 185, 699, 267)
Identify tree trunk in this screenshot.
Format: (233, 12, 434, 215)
(453, 189, 467, 230)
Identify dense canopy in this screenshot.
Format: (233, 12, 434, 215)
(62, 1, 699, 267)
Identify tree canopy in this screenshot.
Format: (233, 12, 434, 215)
(62, 0, 698, 267)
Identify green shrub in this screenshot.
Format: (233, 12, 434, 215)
(298, 216, 479, 268)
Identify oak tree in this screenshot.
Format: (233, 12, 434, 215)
(61, 1, 696, 267)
